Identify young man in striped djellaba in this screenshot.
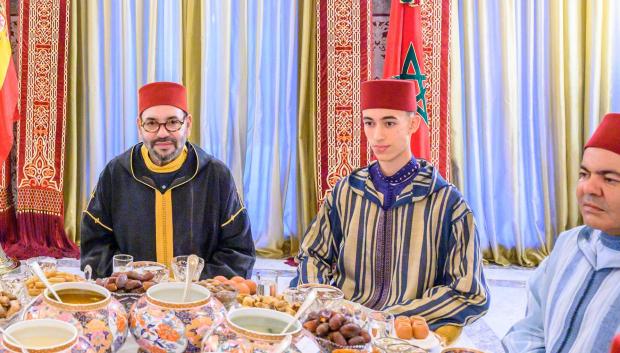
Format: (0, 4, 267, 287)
(295, 79, 490, 343)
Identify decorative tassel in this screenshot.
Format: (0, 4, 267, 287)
(0, 157, 17, 251)
(3, 212, 79, 259)
(0, 207, 17, 246)
(9, 0, 79, 260)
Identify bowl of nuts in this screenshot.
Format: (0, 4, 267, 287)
(198, 278, 239, 310)
(236, 294, 300, 316)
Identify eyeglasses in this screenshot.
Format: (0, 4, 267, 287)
(140, 117, 186, 133)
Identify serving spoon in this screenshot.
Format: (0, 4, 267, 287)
(181, 255, 199, 303)
(30, 262, 62, 303)
(279, 288, 317, 334)
(272, 333, 292, 353)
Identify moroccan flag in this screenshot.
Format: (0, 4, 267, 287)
(0, 0, 18, 166)
(383, 0, 430, 160)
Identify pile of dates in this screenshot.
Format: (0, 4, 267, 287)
(95, 271, 156, 294)
(302, 309, 371, 347)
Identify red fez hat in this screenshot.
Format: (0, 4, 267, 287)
(585, 113, 620, 155)
(360, 79, 418, 111)
(611, 334, 620, 353)
(138, 82, 188, 115)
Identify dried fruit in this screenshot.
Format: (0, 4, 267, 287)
(347, 336, 366, 346)
(330, 331, 348, 346)
(339, 323, 361, 339)
(303, 309, 368, 347)
(316, 322, 330, 337)
(303, 319, 319, 333)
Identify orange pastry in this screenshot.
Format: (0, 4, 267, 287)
(395, 315, 410, 323)
(395, 322, 413, 340)
(409, 315, 426, 324)
(411, 320, 430, 339)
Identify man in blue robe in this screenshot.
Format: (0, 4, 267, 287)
(503, 113, 620, 353)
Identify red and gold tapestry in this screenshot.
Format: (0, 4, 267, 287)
(315, 0, 373, 202)
(3, 0, 78, 258)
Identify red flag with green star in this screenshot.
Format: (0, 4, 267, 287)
(383, 0, 429, 160)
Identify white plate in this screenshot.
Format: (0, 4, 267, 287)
(393, 332, 442, 351)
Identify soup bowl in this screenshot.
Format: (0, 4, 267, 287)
(201, 307, 320, 353)
(22, 282, 128, 353)
(0, 319, 96, 353)
(130, 282, 225, 353)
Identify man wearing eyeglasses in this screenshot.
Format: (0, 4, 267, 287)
(80, 81, 256, 279)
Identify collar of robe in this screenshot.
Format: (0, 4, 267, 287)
(141, 144, 188, 173)
(577, 227, 620, 270)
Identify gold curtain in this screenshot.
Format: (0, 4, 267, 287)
(295, 0, 318, 254)
(181, 0, 202, 144)
(64, 0, 86, 243)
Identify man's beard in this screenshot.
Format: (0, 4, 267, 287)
(146, 138, 184, 164)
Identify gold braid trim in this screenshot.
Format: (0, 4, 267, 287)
(221, 207, 246, 228)
(83, 210, 113, 232)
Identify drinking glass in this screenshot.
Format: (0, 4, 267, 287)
(253, 269, 279, 296)
(112, 254, 133, 273)
(369, 310, 395, 339)
(26, 257, 57, 275)
(171, 255, 204, 282)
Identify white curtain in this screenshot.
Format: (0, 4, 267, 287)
(78, 0, 182, 198)
(451, 0, 620, 265)
(200, 1, 299, 257)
